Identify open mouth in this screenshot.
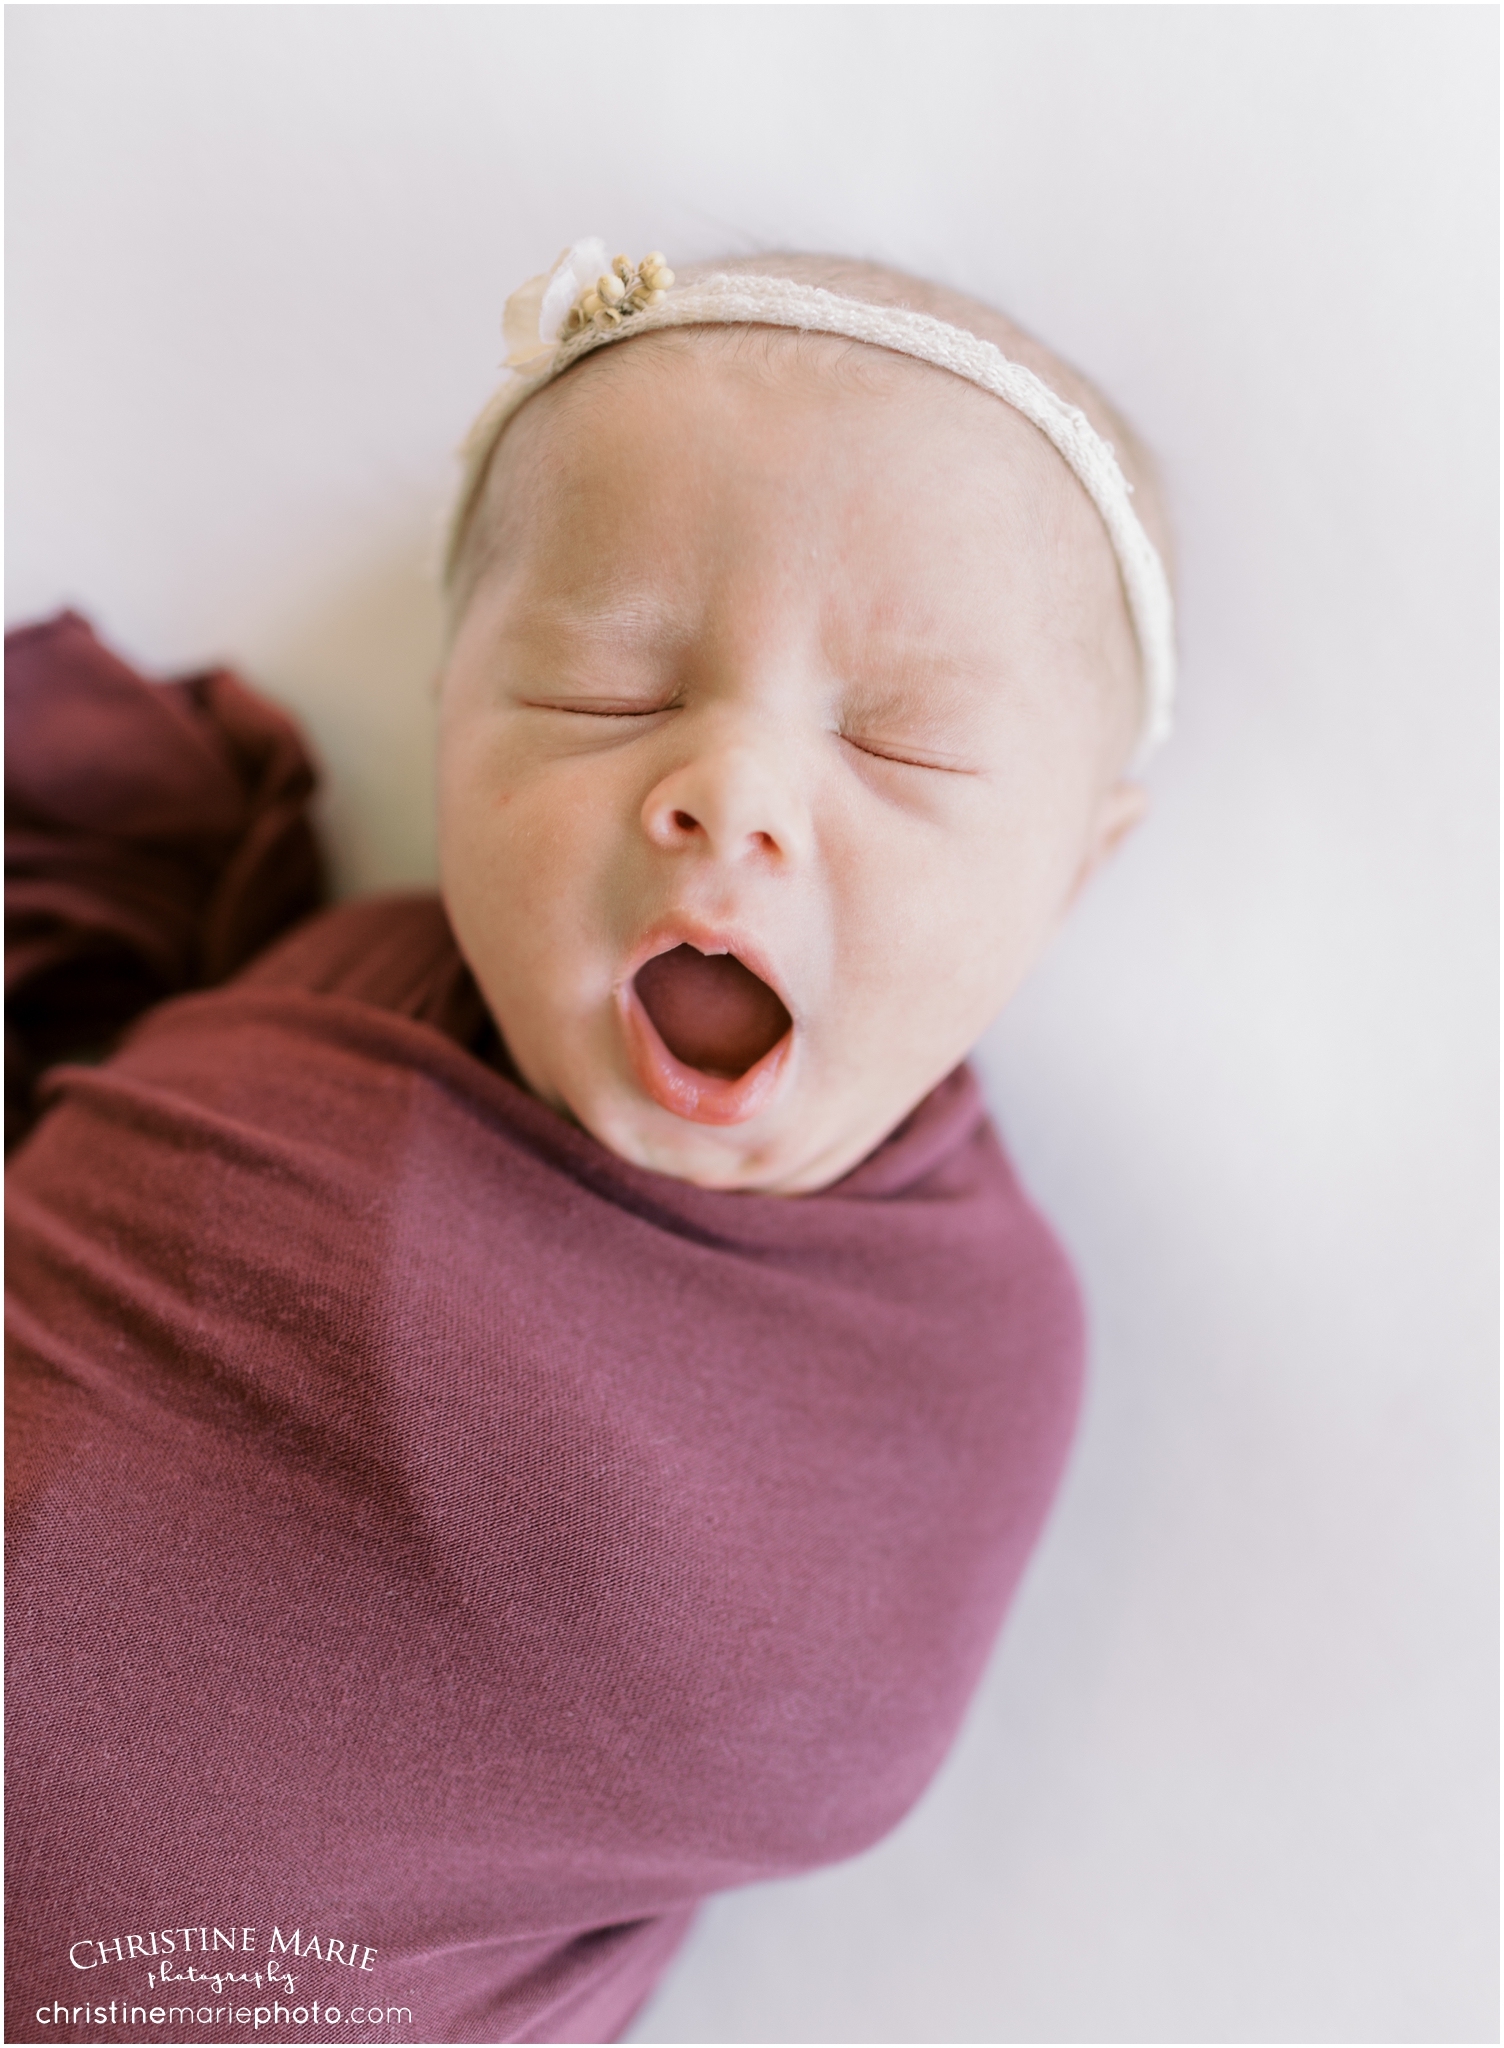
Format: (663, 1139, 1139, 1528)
(635, 945, 792, 1078)
(620, 943, 794, 1126)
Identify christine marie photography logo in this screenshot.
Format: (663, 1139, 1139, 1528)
(37, 1924, 414, 2032)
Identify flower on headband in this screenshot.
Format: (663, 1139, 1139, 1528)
(502, 239, 674, 371)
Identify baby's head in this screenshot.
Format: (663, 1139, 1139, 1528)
(436, 249, 1173, 1193)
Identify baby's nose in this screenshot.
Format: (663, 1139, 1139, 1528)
(640, 732, 812, 868)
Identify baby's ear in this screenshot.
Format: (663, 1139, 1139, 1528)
(1064, 778, 1149, 913)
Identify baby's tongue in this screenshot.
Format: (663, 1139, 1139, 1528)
(634, 945, 792, 1079)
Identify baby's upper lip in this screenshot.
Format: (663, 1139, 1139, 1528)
(620, 917, 795, 1020)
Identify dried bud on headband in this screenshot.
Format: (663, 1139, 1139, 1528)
(450, 242, 1176, 760)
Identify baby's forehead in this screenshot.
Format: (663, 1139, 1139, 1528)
(499, 321, 1083, 536)
(486, 334, 1121, 661)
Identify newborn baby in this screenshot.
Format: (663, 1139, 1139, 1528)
(440, 249, 1168, 1192)
(6, 247, 1172, 2047)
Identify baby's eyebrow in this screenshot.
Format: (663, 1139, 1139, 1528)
(514, 593, 682, 646)
(828, 600, 1006, 681)
(837, 643, 1006, 697)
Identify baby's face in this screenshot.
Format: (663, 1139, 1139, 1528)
(438, 332, 1145, 1193)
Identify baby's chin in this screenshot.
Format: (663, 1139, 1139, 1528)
(575, 1084, 874, 1195)
(568, 1029, 828, 1194)
(585, 1099, 804, 1192)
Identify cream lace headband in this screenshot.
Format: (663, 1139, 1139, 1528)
(449, 241, 1176, 757)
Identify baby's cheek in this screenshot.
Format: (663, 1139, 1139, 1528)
(855, 815, 1004, 960)
(444, 744, 562, 898)
(869, 827, 1041, 1045)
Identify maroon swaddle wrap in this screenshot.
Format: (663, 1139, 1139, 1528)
(6, 617, 1085, 2045)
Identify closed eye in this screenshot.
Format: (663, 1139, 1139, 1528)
(839, 732, 980, 775)
(521, 698, 679, 719)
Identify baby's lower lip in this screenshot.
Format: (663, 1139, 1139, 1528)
(616, 978, 793, 1127)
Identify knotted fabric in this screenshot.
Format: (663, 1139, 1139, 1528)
(5, 612, 324, 1149)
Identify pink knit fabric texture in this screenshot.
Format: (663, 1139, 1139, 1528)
(6, 616, 1085, 2044)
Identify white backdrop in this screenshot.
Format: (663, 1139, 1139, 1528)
(7, 8, 1497, 2043)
